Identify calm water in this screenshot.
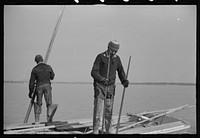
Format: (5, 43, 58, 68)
(4, 83, 196, 133)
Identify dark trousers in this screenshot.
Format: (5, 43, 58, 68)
(34, 83, 52, 116)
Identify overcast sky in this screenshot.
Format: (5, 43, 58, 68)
(4, 5, 196, 83)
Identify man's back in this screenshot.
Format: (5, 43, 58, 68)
(29, 63, 55, 91)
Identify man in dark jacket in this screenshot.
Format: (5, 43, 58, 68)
(29, 55, 57, 124)
(91, 40, 129, 134)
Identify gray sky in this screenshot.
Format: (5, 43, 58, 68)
(4, 5, 196, 83)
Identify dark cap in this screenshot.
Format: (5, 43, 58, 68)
(35, 55, 43, 63)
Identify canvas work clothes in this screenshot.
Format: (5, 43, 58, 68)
(93, 96, 114, 134)
(34, 83, 52, 114)
(91, 51, 126, 85)
(91, 51, 127, 134)
(93, 82, 115, 99)
(29, 63, 55, 94)
(92, 82, 115, 134)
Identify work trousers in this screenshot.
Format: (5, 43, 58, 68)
(34, 83, 52, 117)
(93, 82, 115, 134)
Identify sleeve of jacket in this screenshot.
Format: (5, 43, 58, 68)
(49, 65, 55, 80)
(117, 56, 127, 84)
(91, 54, 104, 82)
(29, 68, 36, 94)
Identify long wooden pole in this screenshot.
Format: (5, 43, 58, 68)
(44, 5, 65, 63)
(23, 6, 65, 124)
(101, 52, 111, 133)
(23, 87, 36, 123)
(116, 56, 131, 134)
(117, 104, 188, 132)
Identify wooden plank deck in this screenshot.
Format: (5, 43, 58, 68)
(118, 121, 190, 134)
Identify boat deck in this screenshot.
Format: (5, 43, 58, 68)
(4, 105, 191, 134)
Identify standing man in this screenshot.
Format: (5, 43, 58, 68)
(91, 40, 129, 134)
(29, 54, 57, 124)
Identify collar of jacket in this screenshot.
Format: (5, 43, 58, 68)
(103, 51, 117, 58)
(36, 62, 45, 66)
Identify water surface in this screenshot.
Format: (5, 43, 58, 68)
(4, 83, 196, 133)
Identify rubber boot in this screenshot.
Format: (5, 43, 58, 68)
(105, 98, 114, 134)
(47, 104, 58, 123)
(93, 116, 101, 134)
(93, 98, 103, 134)
(35, 114, 40, 125)
(34, 102, 41, 124)
(105, 113, 114, 134)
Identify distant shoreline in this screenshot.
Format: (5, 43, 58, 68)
(4, 81, 195, 86)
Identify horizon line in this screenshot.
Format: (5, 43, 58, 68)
(4, 80, 195, 85)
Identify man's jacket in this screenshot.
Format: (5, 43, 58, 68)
(91, 51, 126, 85)
(29, 63, 55, 94)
